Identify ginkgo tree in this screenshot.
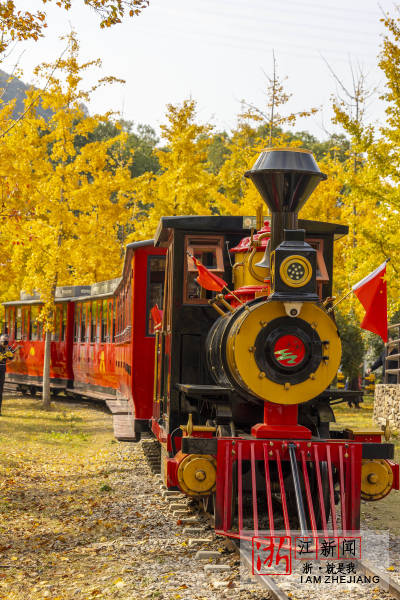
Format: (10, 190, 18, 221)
(2, 33, 136, 408)
(326, 10, 400, 318)
(216, 56, 317, 218)
(130, 99, 224, 240)
(0, 0, 149, 55)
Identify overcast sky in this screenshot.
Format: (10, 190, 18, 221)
(10, 0, 398, 140)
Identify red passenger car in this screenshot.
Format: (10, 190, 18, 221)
(3, 240, 166, 442)
(3, 289, 81, 395)
(70, 279, 120, 401)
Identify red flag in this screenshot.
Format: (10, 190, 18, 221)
(150, 304, 163, 328)
(352, 261, 388, 342)
(191, 255, 227, 292)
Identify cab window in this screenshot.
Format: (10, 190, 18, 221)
(184, 236, 225, 303)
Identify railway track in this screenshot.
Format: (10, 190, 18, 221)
(143, 441, 400, 600)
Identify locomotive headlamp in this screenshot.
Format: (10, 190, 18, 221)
(280, 255, 312, 288)
(270, 229, 318, 302)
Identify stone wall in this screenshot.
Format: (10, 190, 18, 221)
(373, 384, 400, 430)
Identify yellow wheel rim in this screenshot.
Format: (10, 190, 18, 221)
(177, 454, 217, 496)
(361, 459, 393, 501)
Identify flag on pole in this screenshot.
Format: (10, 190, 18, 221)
(352, 260, 388, 342)
(150, 304, 163, 328)
(190, 255, 227, 292)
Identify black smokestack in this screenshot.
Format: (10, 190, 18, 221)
(245, 148, 327, 251)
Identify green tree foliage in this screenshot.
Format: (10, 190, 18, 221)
(74, 120, 160, 178)
(207, 132, 231, 174)
(285, 131, 350, 162)
(335, 309, 365, 380)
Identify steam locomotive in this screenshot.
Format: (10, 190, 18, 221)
(4, 147, 398, 539)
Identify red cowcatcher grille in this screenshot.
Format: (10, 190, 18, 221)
(214, 439, 362, 541)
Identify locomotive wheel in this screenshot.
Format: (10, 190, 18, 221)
(29, 386, 37, 397)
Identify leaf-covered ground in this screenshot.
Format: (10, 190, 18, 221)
(0, 394, 399, 599)
(0, 396, 139, 599)
(0, 396, 264, 600)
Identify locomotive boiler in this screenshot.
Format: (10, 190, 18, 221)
(152, 147, 399, 538)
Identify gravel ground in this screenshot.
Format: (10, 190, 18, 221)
(104, 442, 400, 600)
(103, 442, 268, 600)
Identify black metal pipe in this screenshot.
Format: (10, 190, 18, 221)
(288, 443, 308, 535)
(270, 211, 298, 252)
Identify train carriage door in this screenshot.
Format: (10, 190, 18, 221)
(51, 306, 61, 342)
(155, 246, 172, 417)
(61, 304, 67, 342)
(146, 257, 165, 336)
(22, 307, 30, 341)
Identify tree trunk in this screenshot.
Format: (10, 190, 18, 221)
(42, 329, 52, 409)
(42, 229, 62, 410)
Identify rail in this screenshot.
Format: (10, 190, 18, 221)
(385, 324, 400, 383)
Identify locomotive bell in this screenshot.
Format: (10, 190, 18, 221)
(254, 239, 270, 270)
(245, 148, 327, 252)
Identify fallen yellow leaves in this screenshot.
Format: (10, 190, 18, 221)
(0, 398, 143, 599)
